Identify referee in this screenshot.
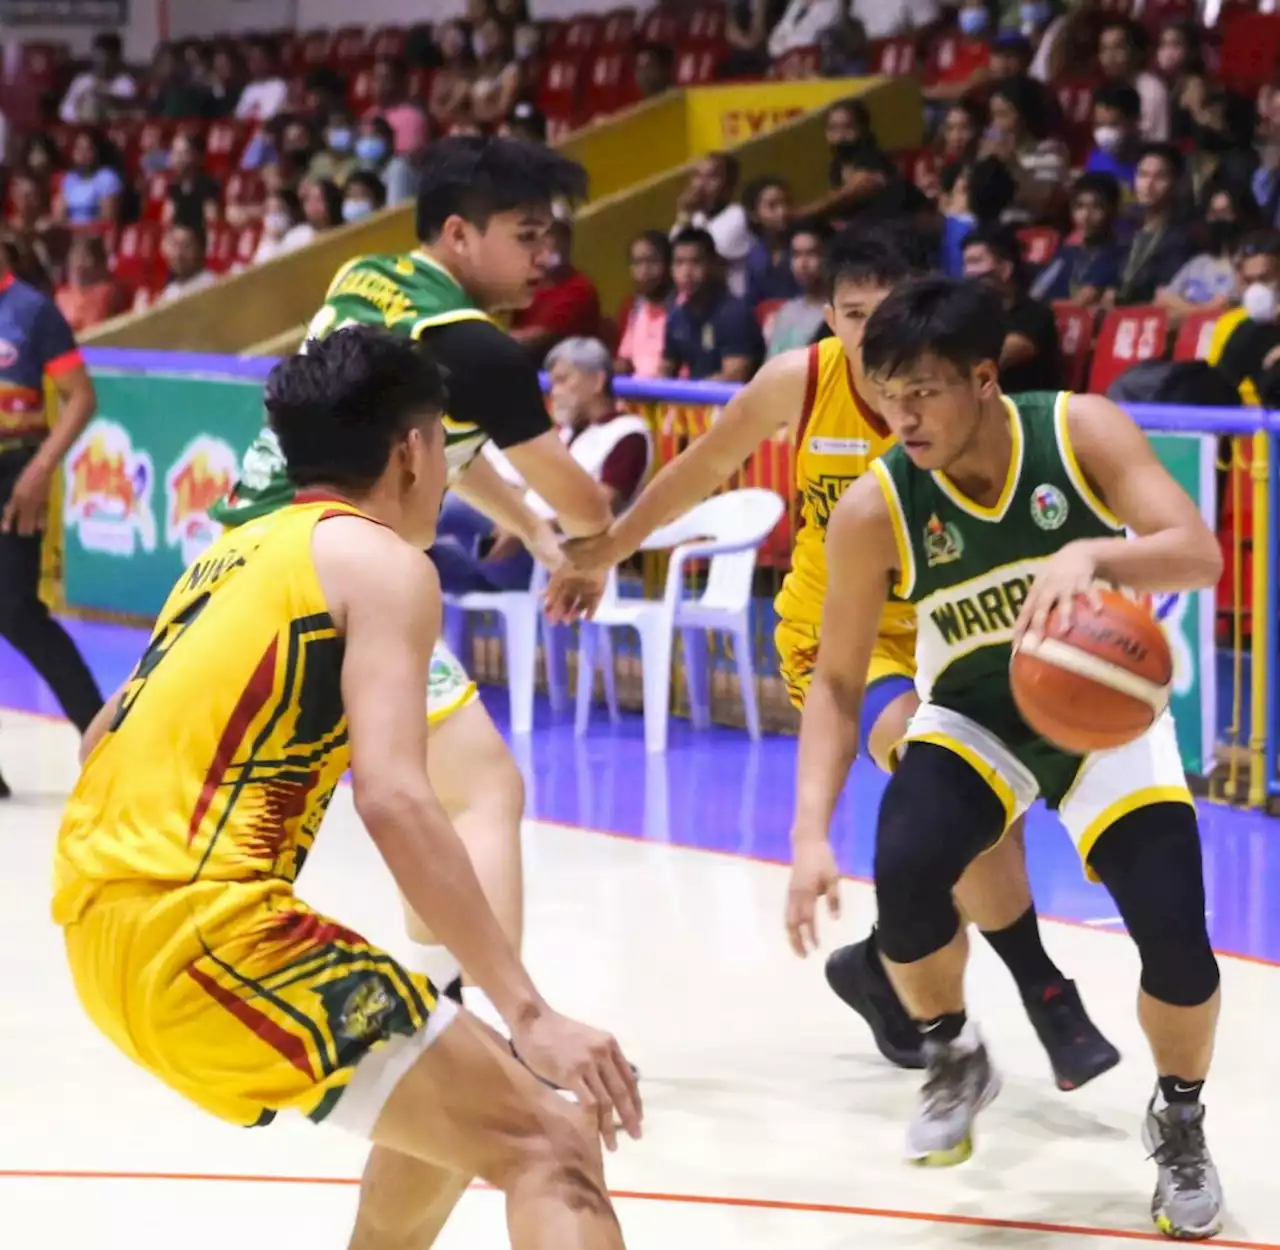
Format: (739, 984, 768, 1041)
(0, 244, 103, 796)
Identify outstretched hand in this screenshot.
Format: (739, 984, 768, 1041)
(560, 531, 622, 577)
(543, 564, 607, 624)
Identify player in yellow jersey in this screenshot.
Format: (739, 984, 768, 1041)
(55, 327, 640, 1250)
(564, 224, 1118, 1090)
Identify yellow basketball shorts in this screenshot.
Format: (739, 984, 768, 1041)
(775, 618, 917, 752)
(427, 639, 478, 726)
(62, 879, 451, 1129)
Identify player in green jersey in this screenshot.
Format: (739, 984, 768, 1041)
(787, 277, 1224, 1239)
(214, 138, 624, 1250)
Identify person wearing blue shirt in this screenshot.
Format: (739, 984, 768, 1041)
(662, 228, 763, 382)
(1083, 82, 1143, 190)
(742, 176, 801, 306)
(55, 130, 124, 229)
(1032, 172, 1128, 304)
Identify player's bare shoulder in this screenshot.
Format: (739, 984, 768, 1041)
(828, 465, 897, 566)
(735, 345, 817, 435)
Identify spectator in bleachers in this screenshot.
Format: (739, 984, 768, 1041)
(1116, 143, 1196, 306)
(367, 56, 429, 156)
(672, 152, 753, 297)
(251, 189, 312, 264)
(938, 155, 1016, 276)
(635, 43, 675, 101)
(1023, 0, 1068, 83)
(766, 218, 830, 357)
(1097, 19, 1168, 142)
(1155, 184, 1251, 326)
(962, 222, 1065, 391)
(1155, 22, 1207, 144)
(848, 0, 940, 41)
(1032, 171, 1126, 305)
(164, 132, 221, 230)
(429, 21, 476, 132)
(1203, 232, 1280, 404)
(309, 108, 360, 187)
(983, 74, 1068, 218)
(300, 66, 348, 125)
(800, 101, 904, 225)
(158, 222, 216, 303)
(502, 100, 548, 146)
(722, 1, 785, 79)
(59, 32, 137, 125)
(145, 42, 213, 120)
(615, 230, 674, 380)
(510, 218, 601, 362)
(341, 170, 387, 223)
(53, 131, 123, 230)
(18, 135, 62, 196)
(1084, 82, 1143, 189)
(768, 0, 841, 59)
(937, 100, 985, 169)
(496, 0, 530, 18)
(55, 236, 126, 333)
(235, 37, 289, 122)
(299, 178, 344, 236)
(469, 18, 523, 127)
(6, 173, 52, 243)
(0, 234, 53, 295)
(743, 176, 800, 306)
(1250, 122, 1280, 231)
(662, 227, 762, 382)
(207, 44, 246, 118)
(352, 115, 419, 206)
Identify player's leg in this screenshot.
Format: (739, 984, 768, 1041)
(1061, 720, 1222, 1239)
(348, 1148, 470, 1250)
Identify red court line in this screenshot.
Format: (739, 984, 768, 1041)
(6, 705, 1278, 971)
(1, 1169, 1275, 1248)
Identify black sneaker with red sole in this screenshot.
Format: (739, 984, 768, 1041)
(825, 936, 925, 1070)
(1023, 978, 1121, 1091)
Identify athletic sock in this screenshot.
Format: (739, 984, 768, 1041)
(918, 1010, 967, 1044)
(981, 906, 1063, 996)
(402, 943, 461, 994)
(1157, 1076, 1205, 1108)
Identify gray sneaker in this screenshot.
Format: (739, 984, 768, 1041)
(905, 1035, 1002, 1167)
(1141, 1096, 1224, 1240)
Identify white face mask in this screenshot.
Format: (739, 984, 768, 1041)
(1094, 124, 1124, 153)
(1243, 281, 1278, 323)
(264, 210, 291, 238)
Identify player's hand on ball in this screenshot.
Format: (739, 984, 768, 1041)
(543, 565, 607, 624)
(786, 839, 842, 957)
(1014, 541, 1102, 646)
(511, 1009, 643, 1151)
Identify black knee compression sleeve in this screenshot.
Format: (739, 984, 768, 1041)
(1087, 802, 1220, 1008)
(874, 743, 1007, 965)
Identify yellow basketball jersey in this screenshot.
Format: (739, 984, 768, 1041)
(773, 338, 914, 634)
(53, 494, 365, 925)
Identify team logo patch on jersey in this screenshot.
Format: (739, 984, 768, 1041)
(0, 339, 18, 368)
(1031, 483, 1069, 530)
(924, 512, 963, 567)
(334, 977, 396, 1043)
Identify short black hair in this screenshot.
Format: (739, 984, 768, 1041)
(961, 222, 1022, 270)
(415, 136, 588, 241)
(346, 169, 387, 210)
(967, 154, 1017, 226)
(742, 174, 790, 220)
(823, 221, 929, 294)
(1137, 141, 1185, 180)
(630, 228, 672, 266)
(861, 275, 1006, 381)
(93, 32, 122, 57)
(788, 216, 830, 247)
(267, 326, 446, 491)
(1093, 81, 1141, 120)
(672, 226, 717, 258)
(1071, 171, 1122, 213)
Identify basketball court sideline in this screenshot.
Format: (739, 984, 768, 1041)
(2, 711, 1278, 1249)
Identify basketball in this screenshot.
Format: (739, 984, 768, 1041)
(1011, 589, 1173, 754)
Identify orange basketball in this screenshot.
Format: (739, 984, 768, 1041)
(1010, 588, 1173, 754)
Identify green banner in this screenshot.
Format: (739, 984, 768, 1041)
(1148, 434, 1217, 777)
(61, 370, 264, 618)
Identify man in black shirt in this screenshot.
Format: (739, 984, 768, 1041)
(962, 224, 1065, 393)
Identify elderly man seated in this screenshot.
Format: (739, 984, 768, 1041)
(429, 336, 651, 593)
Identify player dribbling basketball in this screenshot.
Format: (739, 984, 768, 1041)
(785, 276, 1225, 1240)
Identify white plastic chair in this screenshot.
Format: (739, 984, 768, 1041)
(445, 417, 655, 729)
(575, 488, 786, 753)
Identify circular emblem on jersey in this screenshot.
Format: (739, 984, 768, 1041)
(1031, 483, 1069, 530)
(0, 339, 18, 368)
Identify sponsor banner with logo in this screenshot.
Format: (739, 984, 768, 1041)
(683, 79, 877, 154)
(62, 370, 262, 618)
(1149, 434, 1217, 776)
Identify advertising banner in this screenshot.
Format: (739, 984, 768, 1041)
(61, 369, 263, 619)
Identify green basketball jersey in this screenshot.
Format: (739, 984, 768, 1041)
(210, 251, 493, 528)
(870, 391, 1126, 800)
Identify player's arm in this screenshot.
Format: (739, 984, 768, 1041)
(1014, 394, 1224, 642)
(568, 348, 809, 572)
(452, 451, 565, 571)
(786, 473, 896, 956)
(78, 684, 126, 765)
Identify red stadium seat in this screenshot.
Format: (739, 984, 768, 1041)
(871, 37, 916, 75)
(925, 34, 989, 87)
(1054, 304, 1095, 391)
(206, 223, 235, 273)
(205, 119, 247, 177)
(1219, 13, 1280, 93)
(299, 29, 332, 67)
(369, 26, 406, 59)
(537, 57, 581, 120)
(638, 7, 683, 46)
(141, 172, 170, 222)
(581, 50, 637, 119)
(235, 222, 264, 266)
(331, 26, 367, 65)
(1173, 311, 1221, 361)
(111, 221, 163, 292)
(601, 8, 637, 46)
(755, 299, 786, 339)
(1017, 227, 1061, 267)
(675, 47, 719, 85)
(771, 44, 821, 79)
(687, 7, 726, 45)
(1088, 306, 1168, 393)
(563, 16, 604, 53)
(225, 170, 266, 209)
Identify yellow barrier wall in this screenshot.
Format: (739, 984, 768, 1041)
(557, 92, 691, 202)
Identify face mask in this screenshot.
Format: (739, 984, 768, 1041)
(342, 199, 373, 223)
(1094, 124, 1124, 153)
(1019, 1, 1050, 27)
(264, 210, 291, 237)
(327, 127, 352, 152)
(355, 136, 387, 164)
(1243, 281, 1278, 322)
(958, 8, 989, 35)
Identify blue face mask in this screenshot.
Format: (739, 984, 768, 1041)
(1020, 1, 1051, 26)
(958, 7, 989, 35)
(327, 127, 353, 152)
(355, 136, 387, 164)
(342, 199, 374, 223)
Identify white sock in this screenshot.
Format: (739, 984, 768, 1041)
(952, 1019, 983, 1055)
(402, 943, 461, 991)
(461, 986, 508, 1036)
